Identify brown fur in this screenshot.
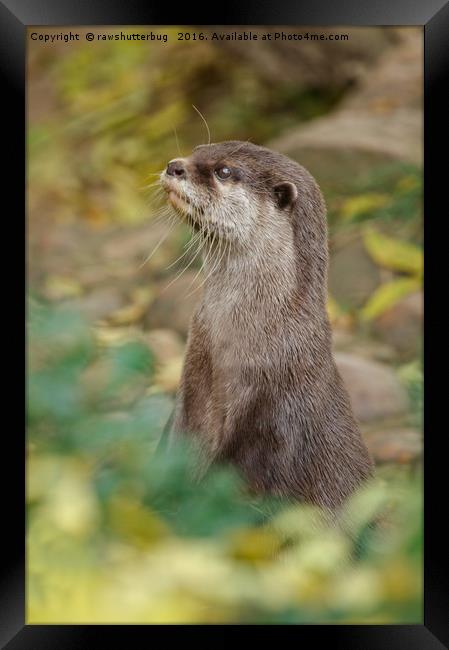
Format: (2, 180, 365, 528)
(160, 141, 374, 510)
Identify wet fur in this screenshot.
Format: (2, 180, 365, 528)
(162, 141, 374, 510)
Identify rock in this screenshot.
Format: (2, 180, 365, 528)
(344, 29, 422, 114)
(102, 225, 160, 262)
(372, 291, 422, 361)
(142, 329, 185, 366)
(102, 221, 187, 277)
(335, 352, 408, 423)
(216, 27, 397, 90)
(331, 328, 355, 351)
(344, 341, 397, 364)
(332, 326, 398, 362)
(74, 264, 114, 289)
(329, 239, 381, 309)
(65, 287, 125, 322)
(332, 330, 398, 363)
(269, 108, 421, 169)
(267, 29, 422, 184)
(144, 272, 204, 337)
(365, 428, 422, 465)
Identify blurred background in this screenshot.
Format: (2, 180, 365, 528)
(27, 26, 423, 623)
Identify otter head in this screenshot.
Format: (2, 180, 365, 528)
(160, 141, 301, 250)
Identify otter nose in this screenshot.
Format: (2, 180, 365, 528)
(166, 160, 186, 178)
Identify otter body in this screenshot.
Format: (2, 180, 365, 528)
(160, 141, 373, 510)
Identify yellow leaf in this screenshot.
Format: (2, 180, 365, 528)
(227, 528, 280, 565)
(396, 175, 420, 193)
(106, 286, 153, 326)
(43, 275, 83, 301)
(361, 277, 421, 321)
(326, 295, 341, 324)
(382, 560, 421, 601)
(130, 286, 154, 306)
(108, 496, 169, 547)
(363, 227, 423, 276)
(332, 568, 383, 610)
(94, 325, 139, 347)
(153, 356, 184, 392)
(340, 193, 389, 222)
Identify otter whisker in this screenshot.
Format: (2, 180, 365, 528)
(140, 180, 163, 191)
(212, 233, 228, 277)
(184, 211, 218, 294)
(142, 170, 165, 181)
(146, 169, 165, 175)
(161, 238, 207, 294)
(161, 206, 209, 293)
(199, 231, 220, 281)
(188, 231, 228, 297)
(203, 227, 218, 271)
(186, 218, 213, 291)
(165, 226, 204, 271)
(149, 204, 178, 228)
(141, 187, 167, 214)
(138, 212, 178, 269)
(192, 104, 211, 146)
(225, 226, 233, 270)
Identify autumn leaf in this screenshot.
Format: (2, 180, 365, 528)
(340, 193, 390, 222)
(326, 294, 341, 324)
(360, 277, 421, 321)
(43, 275, 83, 301)
(362, 227, 423, 277)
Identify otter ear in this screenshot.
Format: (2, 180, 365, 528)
(274, 181, 298, 209)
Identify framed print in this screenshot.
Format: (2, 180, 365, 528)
(2, 0, 447, 646)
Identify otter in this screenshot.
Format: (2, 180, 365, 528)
(158, 141, 374, 511)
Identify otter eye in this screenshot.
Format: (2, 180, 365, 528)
(215, 166, 232, 180)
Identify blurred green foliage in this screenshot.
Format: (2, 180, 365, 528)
(326, 162, 422, 324)
(27, 301, 422, 624)
(328, 162, 422, 242)
(398, 360, 423, 429)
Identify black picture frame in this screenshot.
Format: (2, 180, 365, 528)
(4, 0, 447, 646)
